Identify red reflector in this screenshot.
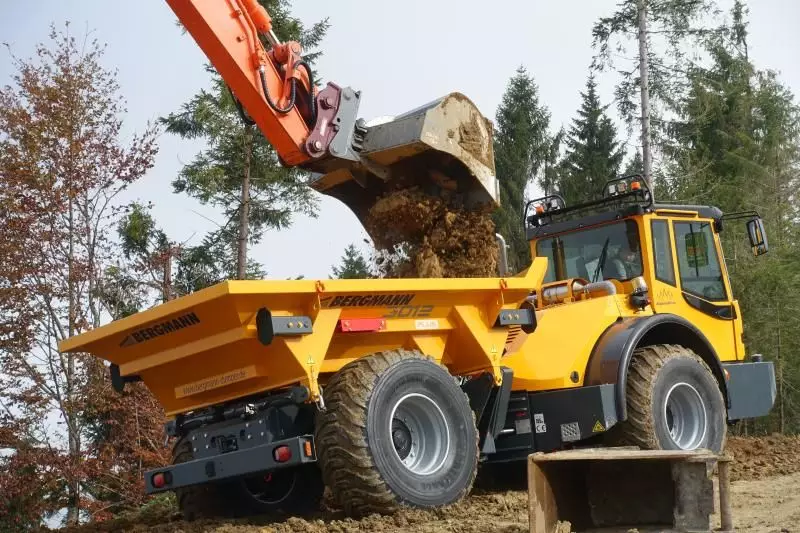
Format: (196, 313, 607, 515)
(273, 445, 292, 463)
(152, 473, 166, 488)
(338, 318, 386, 332)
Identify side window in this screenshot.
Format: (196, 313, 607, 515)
(673, 221, 727, 301)
(651, 220, 675, 285)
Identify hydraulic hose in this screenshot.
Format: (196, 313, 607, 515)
(258, 66, 296, 114)
(294, 60, 317, 126)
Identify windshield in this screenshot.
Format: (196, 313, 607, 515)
(535, 220, 643, 283)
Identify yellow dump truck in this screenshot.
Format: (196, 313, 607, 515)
(59, 176, 776, 519)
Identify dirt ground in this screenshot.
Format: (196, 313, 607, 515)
(57, 435, 800, 533)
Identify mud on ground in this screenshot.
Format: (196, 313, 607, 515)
(57, 435, 800, 533)
(365, 188, 498, 278)
(726, 433, 800, 481)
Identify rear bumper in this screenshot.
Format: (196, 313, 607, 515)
(144, 435, 316, 494)
(723, 361, 776, 421)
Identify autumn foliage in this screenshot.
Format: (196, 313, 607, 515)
(0, 25, 167, 529)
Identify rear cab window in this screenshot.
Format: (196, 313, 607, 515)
(672, 221, 727, 301)
(651, 219, 676, 286)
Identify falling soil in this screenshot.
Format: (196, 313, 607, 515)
(365, 187, 497, 278)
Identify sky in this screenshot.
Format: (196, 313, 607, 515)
(1, 0, 799, 281)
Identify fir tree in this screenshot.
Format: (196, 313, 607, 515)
(161, 0, 328, 280)
(331, 244, 372, 279)
(492, 67, 551, 272)
(557, 75, 624, 205)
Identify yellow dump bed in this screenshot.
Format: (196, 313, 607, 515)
(60, 262, 546, 417)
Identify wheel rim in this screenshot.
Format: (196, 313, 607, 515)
(663, 382, 708, 450)
(389, 393, 450, 475)
(242, 469, 297, 505)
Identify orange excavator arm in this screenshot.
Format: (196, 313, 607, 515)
(165, 0, 321, 165)
(164, 0, 500, 225)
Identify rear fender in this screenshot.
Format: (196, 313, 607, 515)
(584, 314, 728, 421)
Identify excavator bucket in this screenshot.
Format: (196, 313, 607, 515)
(309, 92, 499, 224)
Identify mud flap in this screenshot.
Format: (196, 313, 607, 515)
(527, 384, 617, 453)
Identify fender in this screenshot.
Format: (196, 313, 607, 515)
(584, 314, 728, 421)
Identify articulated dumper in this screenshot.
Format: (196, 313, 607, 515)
(59, 0, 776, 520)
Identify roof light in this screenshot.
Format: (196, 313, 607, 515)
(617, 182, 627, 193)
(631, 180, 641, 191)
(535, 204, 545, 214)
(549, 198, 560, 210)
(607, 184, 616, 196)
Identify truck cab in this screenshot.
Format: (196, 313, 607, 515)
(487, 175, 776, 459)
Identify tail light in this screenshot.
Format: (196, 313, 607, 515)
(273, 445, 292, 463)
(151, 472, 170, 488)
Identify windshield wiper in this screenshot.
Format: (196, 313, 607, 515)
(593, 237, 611, 283)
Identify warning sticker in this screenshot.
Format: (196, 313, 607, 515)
(592, 420, 605, 433)
(414, 319, 439, 330)
(534, 413, 547, 434)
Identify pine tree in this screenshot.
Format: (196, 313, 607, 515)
(331, 244, 372, 279)
(557, 75, 624, 205)
(668, 1, 800, 434)
(623, 151, 643, 176)
(161, 0, 328, 280)
(592, 0, 719, 190)
(492, 67, 551, 272)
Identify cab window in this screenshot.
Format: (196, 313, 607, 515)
(651, 220, 676, 285)
(673, 221, 727, 301)
(536, 220, 643, 283)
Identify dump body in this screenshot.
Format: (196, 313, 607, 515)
(59, 261, 547, 417)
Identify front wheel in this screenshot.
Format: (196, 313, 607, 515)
(315, 349, 478, 516)
(616, 344, 726, 452)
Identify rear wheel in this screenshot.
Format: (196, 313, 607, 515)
(616, 344, 726, 452)
(172, 438, 227, 521)
(315, 349, 478, 516)
(233, 464, 323, 516)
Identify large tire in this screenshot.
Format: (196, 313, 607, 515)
(616, 344, 726, 452)
(173, 437, 228, 520)
(315, 349, 478, 516)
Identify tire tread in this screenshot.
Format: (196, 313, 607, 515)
(315, 349, 477, 516)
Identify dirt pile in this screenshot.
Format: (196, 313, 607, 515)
(365, 188, 498, 278)
(727, 434, 800, 481)
(56, 491, 528, 533)
(55, 436, 800, 533)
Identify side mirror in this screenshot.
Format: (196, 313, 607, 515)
(746, 217, 768, 256)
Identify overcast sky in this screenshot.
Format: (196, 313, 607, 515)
(2, 1, 798, 280)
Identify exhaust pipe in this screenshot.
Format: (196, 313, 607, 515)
(495, 233, 509, 276)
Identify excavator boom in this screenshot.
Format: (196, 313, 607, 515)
(165, 0, 499, 225)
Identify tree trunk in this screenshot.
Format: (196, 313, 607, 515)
(776, 296, 784, 434)
(65, 197, 80, 525)
(237, 126, 253, 280)
(637, 0, 653, 196)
